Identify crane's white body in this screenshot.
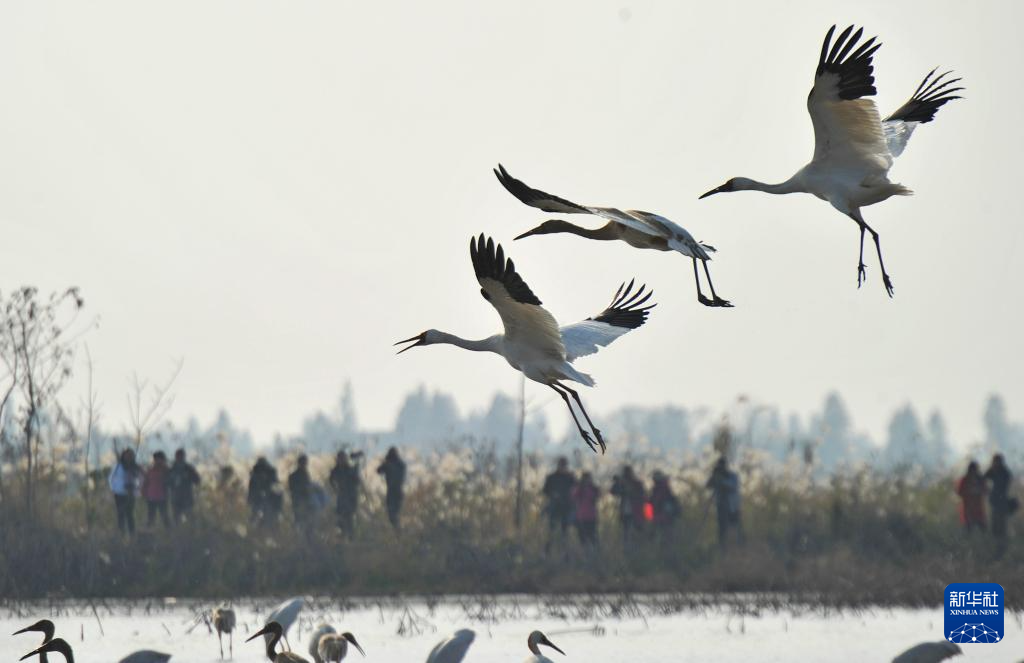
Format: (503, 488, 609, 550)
(701, 25, 963, 296)
(891, 640, 962, 663)
(265, 597, 303, 649)
(426, 629, 476, 663)
(397, 235, 655, 452)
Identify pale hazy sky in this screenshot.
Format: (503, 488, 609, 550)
(2, 1, 1021, 448)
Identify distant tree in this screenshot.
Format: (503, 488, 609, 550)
(925, 410, 953, 469)
(0, 286, 86, 515)
(394, 386, 461, 445)
(883, 405, 927, 473)
(125, 359, 182, 453)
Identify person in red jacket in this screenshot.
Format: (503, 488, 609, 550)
(572, 472, 600, 547)
(956, 460, 988, 533)
(142, 451, 171, 528)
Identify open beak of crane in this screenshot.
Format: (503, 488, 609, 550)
(542, 636, 566, 655)
(394, 332, 426, 354)
(344, 633, 365, 657)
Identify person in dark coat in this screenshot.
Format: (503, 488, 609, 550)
(288, 454, 314, 527)
(984, 453, 1015, 545)
(167, 448, 201, 524)
(706, 456, 743, 548)
(377, 447, 406, 530)
(328, 451, 361, 536)
(650, 471, 681, 539)
(542, 457, 576, 551)
(247, 456, 279, 525)
(611, 465, 646, 544)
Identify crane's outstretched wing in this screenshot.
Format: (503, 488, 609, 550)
(883, 69, 964, 158)
(469, 234, 564, 357)
(494, 164, 713, 258)
(560, 279, 655, 362)
(808, 25, 892, 171)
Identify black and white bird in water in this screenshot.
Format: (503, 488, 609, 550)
(494, 164, 731, 308)
(396, 234, 656, 453)
(700, 25, 964, 297)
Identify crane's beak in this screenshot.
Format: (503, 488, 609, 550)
(245, 625, 272, 642)
(20, 644, 48, 661)
(343, 633, 365, 656)
(394, 332, 426, 354)
(13, 625, 38, 635)
(542, 636, 566, 655)
(698, 185, 724, 199)
(514, 228, 538, 240)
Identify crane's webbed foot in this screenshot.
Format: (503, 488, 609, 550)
(857, 261, 867, 288)
(710, 296, 733, 308)
(580, 430, 599, 453)
(592, 428, 607, 454)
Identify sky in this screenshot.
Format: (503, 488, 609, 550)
(1, 1, 1021, 449)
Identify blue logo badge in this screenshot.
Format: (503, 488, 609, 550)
(944, 582, 1004, 644)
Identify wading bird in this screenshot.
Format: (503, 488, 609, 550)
(396, 234, 656, 453)
(426, 629, 476, 663)
(20, 639, 171, 663)
(891, 640, 962, 663)
(495, 164, 731, 307)
(212, 606, 236, 659)
(308, 624, 337, 663)
(265, 597, 303, 650)
(247, 621, 308, 663)
(317, 632, 365, 662)
(700, 25, 963, 296)
(523, 630, 565, 663)
(14, 620, 56, 663)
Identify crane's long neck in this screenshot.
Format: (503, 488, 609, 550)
(734, 176, 805, 195)
(546, 219, 619, 240)
(265, 632, 280, 662)
(434, 332, 502, 354)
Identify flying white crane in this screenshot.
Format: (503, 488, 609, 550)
(523, 630, 565, 663)
(425, 629, 476, 663)
(396, 234, 656, 453)
(891, 640, 962, 663)
(495, 164, 731, 308)
(700, 24, 963, 297)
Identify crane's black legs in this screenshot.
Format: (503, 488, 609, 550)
(560, 383, 607, 454)
(692, 259, 733, 307)
(550, 383, 603, 453)
(849, 211, 894, 297)
(702, 259, 733, 307)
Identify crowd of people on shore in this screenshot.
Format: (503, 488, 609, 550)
(540, 455, 744, 551)
(106, 445, 407, 537)
(107, 445, 1016, 552)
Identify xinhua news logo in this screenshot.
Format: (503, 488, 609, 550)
(944, 582, 1004, 644)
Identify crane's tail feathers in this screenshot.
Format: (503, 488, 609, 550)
(700, 242, 716, 253)
(893, 184, 914, 197)
(562, 364, 596, 387)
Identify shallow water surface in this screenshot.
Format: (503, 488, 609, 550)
(2, 598, 1021, 662)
